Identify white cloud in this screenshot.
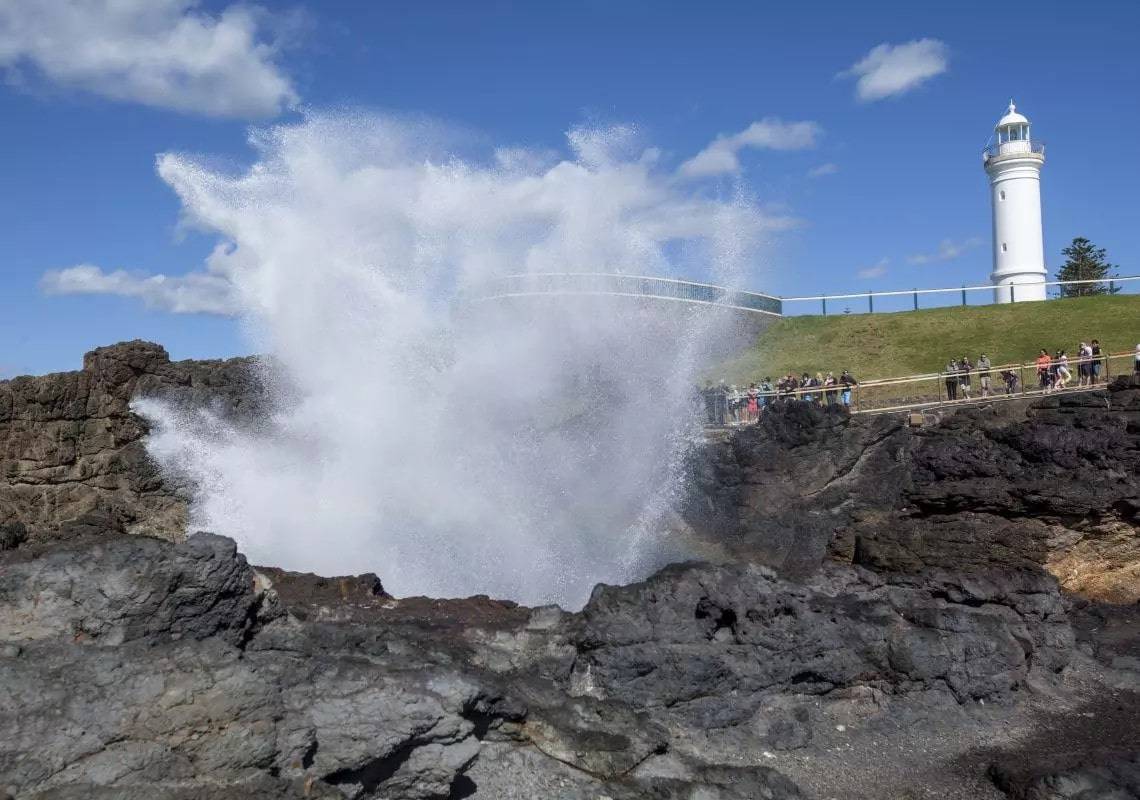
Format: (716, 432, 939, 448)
(0, 0, 298, 118)
(807, 162, 839, 178)
(566, 122, 642, 168)
(840, 39, 949, 102)
(40, 261, 240, 315)
(680, 118, 821, 178)
(857, 258, 889, 279)
(41, 112, 802, 316)
(907, 236, 982, 265)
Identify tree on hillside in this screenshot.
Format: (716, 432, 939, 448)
(1055, 237, 1119, 297)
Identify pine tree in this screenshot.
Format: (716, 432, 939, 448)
(1055, 237, 1119, 297)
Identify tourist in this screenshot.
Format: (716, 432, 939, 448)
(1035, 349, 1051, 391)
(801, 372, 814, 403)
(728, 385, 742, 425)
(813, 372, 825, 404)
(977, 353, 992, 398)
(1077, 342, 1092, 386)
(1091, 339, 1104, 384)
(1001, 369, 1020, 395)
(1056, 351, 1072, 389)
(1134, 344, 1140, 376)
(823, 371, 838, 405)
(746, 383, 759, 423)
(760, 377, 773, 410)
(958, 356, 973, 399)
(779, 374, 797, 403)
(944, 359, 959, 401)
(839, 369, 858, 406)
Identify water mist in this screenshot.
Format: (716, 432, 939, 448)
(136, 112, 776, 608)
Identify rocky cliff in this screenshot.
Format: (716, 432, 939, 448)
(1, 344, 1139, 799)
(684, 378, 1140, 604)
(0, 341, 262, 542)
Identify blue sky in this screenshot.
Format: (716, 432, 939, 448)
(2, 0, 1138, 375)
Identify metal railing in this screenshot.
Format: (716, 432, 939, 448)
(781, 275, 1140, 316)
(464, 272, 783, 316)
(464, 273, 1137, 319)
(983, 140, 1046, 163)
(708, 352, 1138, 424)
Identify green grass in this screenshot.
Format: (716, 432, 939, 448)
(717, 294, 1140, 384)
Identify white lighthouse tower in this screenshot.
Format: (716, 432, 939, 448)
(984, 101, 1047, 302)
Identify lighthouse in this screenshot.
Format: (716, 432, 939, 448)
(984, 101, 1047, 302)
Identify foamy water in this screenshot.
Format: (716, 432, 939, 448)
(136, 111, 773, 608)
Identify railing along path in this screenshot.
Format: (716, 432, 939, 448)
(710, 351, 1137, 421)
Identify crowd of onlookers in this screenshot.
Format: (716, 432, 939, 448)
(944, 339, 1115, 399)
(699, 370, 858, 425)
(700, 339, 1140, 426)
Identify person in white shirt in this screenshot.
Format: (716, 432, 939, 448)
(1077, 342, 1093, 386)
(1056, 351, 1072, 389)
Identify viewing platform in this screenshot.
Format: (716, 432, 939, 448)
(462, 272, 784, 316)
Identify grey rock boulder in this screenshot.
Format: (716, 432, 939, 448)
(0, 532, 266, 647)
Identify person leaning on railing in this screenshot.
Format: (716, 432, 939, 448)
(1134, 343, 1140, 376)
(839, 369, 858, 406)
(1000, 368, 1020, 394)
(823, 372, 839, 405)
(759, 378, 773, 411)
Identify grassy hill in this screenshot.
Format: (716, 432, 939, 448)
(718, 294, 1140, 384)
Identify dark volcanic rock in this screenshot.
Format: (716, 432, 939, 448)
(0, 523, 26, 551)
(990, 755, 1140, 800)
(0, 526, 1093, 799)
(686, 380, 1140, 603)
(0, 532, 814, 798)
(0, 532, 267, 647)
(981, 680, 1140, 800)
(683, 402, 911, 577)
(0, 341, 263, 542)
(573, 559, 1070, 720)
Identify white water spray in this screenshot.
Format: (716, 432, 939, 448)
(137, 111, 775, 608)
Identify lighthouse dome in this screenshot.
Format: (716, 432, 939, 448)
(996, 101, 1029, 129)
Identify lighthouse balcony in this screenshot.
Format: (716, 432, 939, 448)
(983, 140, 1045, 164)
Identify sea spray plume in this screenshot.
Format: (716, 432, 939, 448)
(136, 110, 774, 608)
